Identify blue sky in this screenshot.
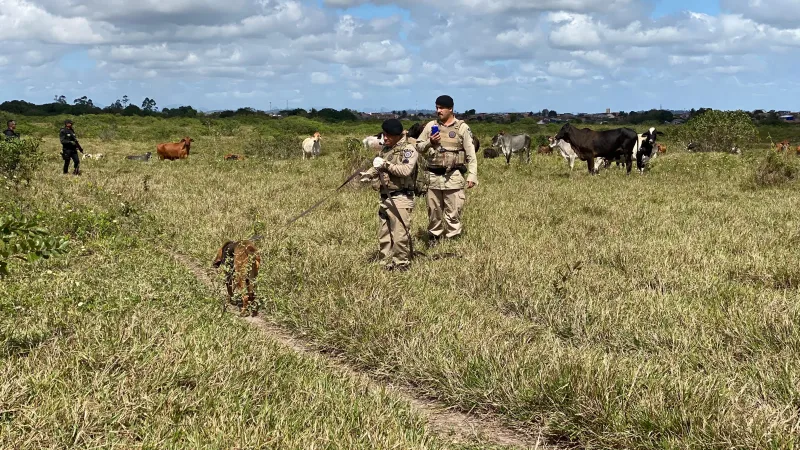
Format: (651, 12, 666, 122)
(1, 0, 798, 113)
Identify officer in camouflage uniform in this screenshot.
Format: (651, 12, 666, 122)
(59, 119, 82, 175)
(415, 95, 477, 243)
(3, 120, 20, 140)
(360, 119, 418, 271)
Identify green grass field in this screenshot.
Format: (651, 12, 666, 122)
(2, 116, 800, 449)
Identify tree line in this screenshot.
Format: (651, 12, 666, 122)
(1, 97, 365, 122)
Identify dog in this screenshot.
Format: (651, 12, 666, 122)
(223, 154, 246, 160)
(126, 152, 152, 161)
(83, 153, 104, 159)
(212, 240, 261, 316)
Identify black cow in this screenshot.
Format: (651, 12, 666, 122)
(554, 123, 639, 174)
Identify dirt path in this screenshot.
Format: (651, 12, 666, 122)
(169, 250, 559, 449)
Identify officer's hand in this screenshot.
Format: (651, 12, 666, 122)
(430, 132, 441, 145)
(372, 157, 386, 169)
(359, 171, 372, 183)
(466, 181, 475, 189)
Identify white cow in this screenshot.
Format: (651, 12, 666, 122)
(362, 132, 384, 152)
(548, 137, 577, 170)
(302, 132, 321, 160)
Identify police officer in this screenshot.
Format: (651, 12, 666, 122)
(59, 119, 83, 175)
(415, 95, 477, 244)
(3, 120, 20, 140)
(359, 118, 418, 271)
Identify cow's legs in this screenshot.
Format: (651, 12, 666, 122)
(587, 156, 596, 175)
(569, 156, 575, 170)
(504, 150, 511, 165)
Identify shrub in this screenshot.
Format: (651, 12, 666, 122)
(0, 213, 69, 276)
(677, 110, 757, 153)
(753, 151, 799, 187)
(0, 137, 44, 186)
(243, 133, 298, 160)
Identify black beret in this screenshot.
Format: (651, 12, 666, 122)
(382, 118, 404, 136)
(435, 95, 454, 108)
(65, 119, 73, 125)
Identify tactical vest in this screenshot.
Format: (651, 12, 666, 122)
(373, 140, 417, 193)
(426, 119, 467, 172)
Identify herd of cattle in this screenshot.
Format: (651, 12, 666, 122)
(359, 122, 667, 174)
(107, 122, 798, 176)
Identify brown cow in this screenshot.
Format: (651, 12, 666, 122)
(537, 144, 552, 154)
(212, 240, 262, 316)
(796, 145, 800, 156)
(657, 143, 667, 154)
(776, 140, 790, 152)
(156, 136, 193, 160)
(224, 154, 246, 160)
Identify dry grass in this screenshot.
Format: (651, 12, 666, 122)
(3, 128, 800, 448)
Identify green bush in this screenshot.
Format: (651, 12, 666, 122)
(0, 138, 44, 186)
(677, 110, 758, 153)
(753, 151, 799, 187)
(0, 213, 69, 276)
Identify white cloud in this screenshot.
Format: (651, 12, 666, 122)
(1, 0, 799, 112)
(311, 72, 335, 84)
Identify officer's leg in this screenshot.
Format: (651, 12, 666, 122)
(377, 203, 392, 265)
(62, 152, 70, 174)
(443, 188, 466, 238)
(389, 198, 413, 267)
(426, 188, 445, 239)
(72, 152, 81, 174)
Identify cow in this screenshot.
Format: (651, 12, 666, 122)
(776, 140, 790, 152)
(537, 144, 552, 155)
(362, 132, 384, 152)
(796, 145, 800, 156)
(549, 137, 578, 170)
(302, 132, 321, 160)
(156, 137, 193, 160)
(553, 123, 638, 174)
(483, 146, 501, 158)
(224, 154, 246, 160)
(491, 131, 531, 164)
(126, 152, 151, 161)
(635, 127, 665, 173)
(657, 143, 667, 154)
(407, 122, 424, 140)
(212, 239, 262, 317)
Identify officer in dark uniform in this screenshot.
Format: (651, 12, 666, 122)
(59, 119, 83, 175)
(3, 120, 20, 140)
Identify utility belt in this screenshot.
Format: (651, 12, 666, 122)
(427, 165, 467, 175)
(381, 189, 413, 199)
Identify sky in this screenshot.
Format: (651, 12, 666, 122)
(1, 0, 798, 114)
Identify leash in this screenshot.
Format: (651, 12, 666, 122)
(248, 163, 368, 242)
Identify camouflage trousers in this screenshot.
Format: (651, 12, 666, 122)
(377, 194, 414, 268)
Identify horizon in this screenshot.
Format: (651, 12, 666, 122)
(1, 0, 798, 114)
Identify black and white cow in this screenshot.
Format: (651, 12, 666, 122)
(553, 123, 639, 174)
(635, 127, 665, 173)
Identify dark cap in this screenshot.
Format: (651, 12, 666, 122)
(64, 119, 73, 125)
(381, 118, 404, 136)
(435, 95, 454, 109)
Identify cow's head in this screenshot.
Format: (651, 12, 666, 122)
(554, 123, 572, 142)
(491, 133, 503, 148)
(313, 131, 321, 141)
